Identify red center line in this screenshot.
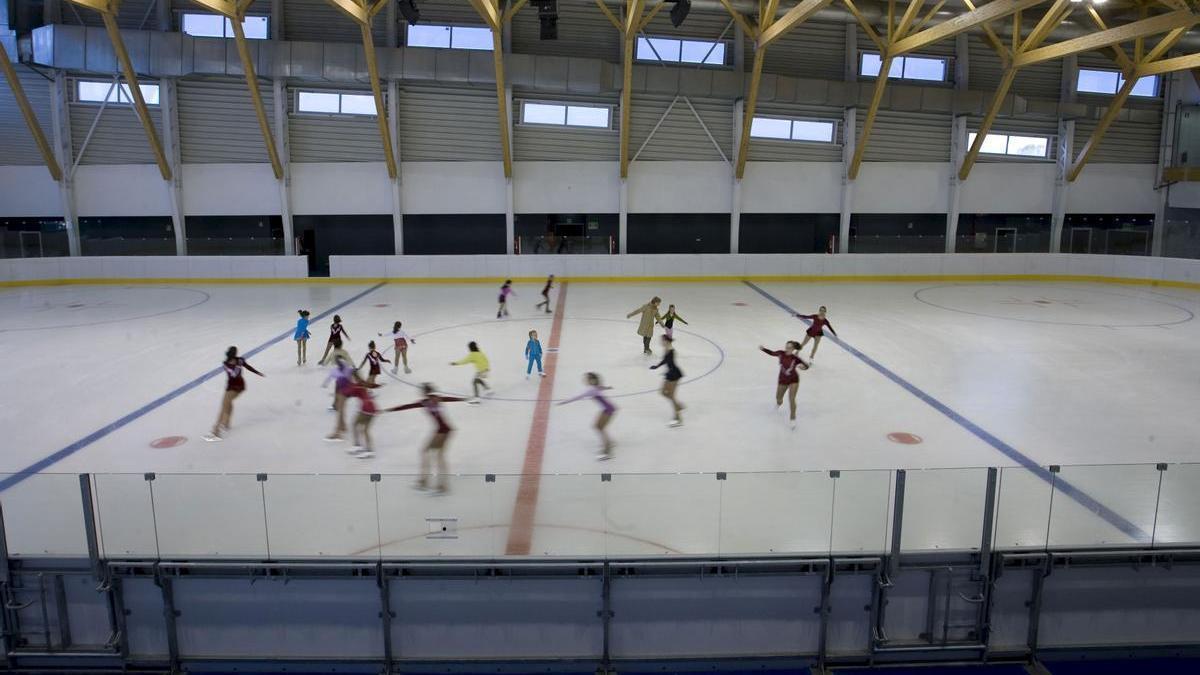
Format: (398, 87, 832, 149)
(505, 282, 568, 555)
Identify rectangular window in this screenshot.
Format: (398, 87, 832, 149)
(181, 12, 269, 39)
(750, 116, 837, 143)
(968, 131, 1050, 158)
(1077, 67, 1158, 97)
(296, 90, 377, 116)
(860, 52, 948, 82)
(406, 24, 493, 50)
(636, 36, 726, 65)
(521, 101, 612, 129)
(77, 80, 160, 105)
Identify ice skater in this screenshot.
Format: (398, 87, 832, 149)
(320, 314, 351, 365)
(322, 352, 356, 441)
(450, 341, 491, 403)
(649, 335, 684, 427)
(627, 296, 663, 354)
(535, 274, 555, 314)
(794, 306, 836, 361)
(379, 321, 416, 374)
(359, 340, 390, 387)
(204, 346, 264, 441)
(661, 304, 688, 339)
(760, 341, 810, 427)
(558, 373, 617, 459)
(497, 280, 515, 319)
(294, 310, 311, 365)
(385, 383, 467, 495)
(345, 379, 378, 458)
(525, 330, 545, 378)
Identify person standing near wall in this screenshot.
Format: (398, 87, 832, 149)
(627, 297, 663, 355)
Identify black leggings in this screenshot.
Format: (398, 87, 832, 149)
(642, 336, 651, 352)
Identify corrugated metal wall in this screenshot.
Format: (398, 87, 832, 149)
(398, 85, 501, 161)
(1074, 112, 1162, 164)
(0, 68, 55, 166)
(629, 93, 731, 161)
(857, 109, 951, 162)
(285, 0, 389, 43)
(512, 92, 618, 161)
(60, 0, 158, 29)
(511, 2, 618, 61)
(288, 84, 387, 162)
(69, 77, 163, 164)
(967, 115, 1060, 162)
(968, 35, 1061, 100)
(763, 20, 845, 81)
(748, 102, 843, 162)
(177, 77, 275, 163)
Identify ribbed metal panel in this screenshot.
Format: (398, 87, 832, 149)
(644, 7, 737, 41)
(0, 68, 55, 166)
(170, 0, 273, 24)
(288, 84, 386, 162)
(763, 20, 845, 80)
(858, 24, 955, 58)
(856, 109, 950, 162)
(398, 85, 501, 161)
(967, 114, 1059, 162)
(1077, 50, 1127, 73)
(69, 78, 163, 164)
(177, 77, 276, 163)
(968, 35, 1061, 100)
(286, 0, 389, 43)
(1074, 114, 1161, 164)
(61, 0, 158, 29)
(511, 2, 618, 60)
(748, 102, 842, 161)
(629, 93, 731, 161)
(513, 92, 619, 161)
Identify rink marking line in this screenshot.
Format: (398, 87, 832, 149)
(505, 283, 569, 555)
(0, 282, 388, 493)
(743, 281, 1151, 543)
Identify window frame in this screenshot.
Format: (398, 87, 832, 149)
(518, 99, 616, 131)
(75, 79, 161, 106)
(1075, 67, 1160, 98)
(859, 51, 951, 83)
(635, 35, 730, 67)
(179, 11, 270, 39)
(405, 23, 495, 51)
(749, 114, 840, 144)
(967, 130, 1054, 160)
(294, 90, 379, 117)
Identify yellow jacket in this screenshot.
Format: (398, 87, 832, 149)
(453, 351, 490, 373)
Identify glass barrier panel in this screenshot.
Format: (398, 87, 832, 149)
(992, 466, 1054, 550)
(602, 473, 720, 556)
(848, 234, 945, 254)
(493, 473, 606, 557)
(719, 472, 834, 555)
(830, 470, 893, 555)
(92, 473, 158, 557)
(151, 474, 269, 558)
(1047, 464, 1159, 548)
(376, 474, 499, 557)
(263, 474, 381, 558)
(0, 473, 88, 557)
(1151, 463, 1200, 547)
(900, 468, 989, 552)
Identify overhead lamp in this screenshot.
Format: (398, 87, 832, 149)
(536, 0, 558, 40)
(670, 0, 692, 28)
(399, 0, 420, 24)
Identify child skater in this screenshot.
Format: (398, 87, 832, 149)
(557, 373, 617, 459)
(649, 335, 685, 427)
(450, 341, 491, 404)
(320, 314, 351, 365)
(661, 304, 688, 339)
(795, 305, 837, 362)
(294, 310, 311, 366)
(535, 275, 555, 314)
(204, 346, 264, 441)
(379, 321, 416, 374)
(359, 340, 390, 387)
(760, 341, 810, 428)
(385, 383, 467, 495)
(497, 280, 516, 319)
(322, 353, 356, 441)
(626, 296, 663, 354)
(345, 378, 378, 459)
(525, 330, 545, 379)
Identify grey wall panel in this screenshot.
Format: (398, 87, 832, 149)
(1074, 115, 1162, 164)
(398, 85, 501, 161)
(748, 102, 843, 162)
(968, 35, 1061, 101)
(177, 77, 275, 163)
(967, 114, 1060, 162)
(856, 109, 951, 162)
(511, 2, 618, 61)
(285, 0, 389, 44)
(763, 20, 845, 81)
(289, 84, 386, 162)
(644, 8, 738, 42)
(0, 68, 55, 166)
(61, 0, 158, 29)
(629, 94, 732, 161)
(69, 78, 163, 165)
(513, 92, 619, 161)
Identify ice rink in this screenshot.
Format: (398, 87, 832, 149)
(2, 277, 1199, 559)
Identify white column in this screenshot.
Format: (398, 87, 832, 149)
(844, 24, 857, 83)
(49, 71, 80, 256)
(388, 79, 403, 254)
(838, 107, 856, 253)
(271, 0, 284, 40)
(505, 84, 515, 254)
(1050, 119, 1073, 253)
(946, 116, 966, 253)
(272, 79, 295, 255)
(156, 0, 170, 31)
(1153, 71, 1181, 257)
(619, 180, 629, 254)
(730, 99, 743, 254)
(954, 34, 969, 90)
(160, 79, 187, 255)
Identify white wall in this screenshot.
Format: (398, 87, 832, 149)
(0, 166, 61, 217)
(183, 164, 281, 215)
(740, 163, 842, 213)
(400, 162, 507, 214)
(0, 255, 308, 282)
(73, 165, 172, 216)
(852, 163, 951, 213)
(959, 163, 1056, 214)
(1067, 164, 1159, 213)
(513, 161, 620, 214)
(626, 161, 733, 213)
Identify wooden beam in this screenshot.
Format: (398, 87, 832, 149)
(490, 29, 513, 178)
(961, 0, 1010, 65)
(758, 0, 833, 49)
(1136, 4, 1149, 64)
(100, 11, 172, 180)
(958, 68, 1016, 180)
(1140, 25, 1191, 67)
(1068, 74, 1137, 182)
(594, 0, 622, 31)
(1020, 0, 1073, 52)
(1012, 8, 1020, 53)
(890, 0, 1048, 57)
(502, 0, 529, 23)
(735, 48, 767, 179)
(717, 0, 759, 40)
(369, 0, 391, 19)
(229, 17, 284, 179)
(841, 0, 885, 53)
(893, 0, 926, 43)
(912, 0, 946, 35)
(360, 22, 397, 180)
(619, 0, 646, 178)
(888, 0, 895, 41)
(847, 54, 893, 180)
(1083, 5, 1135, 74)
(186, 0, 235, 16)
(1137, 49, 1200, 77)
(325, 0, 370, 23)
(638, 0, 666, 32)
(625, 0, 646, 34)
(468, 0, 501, 30)
(0, 41, 64, 181)
(1015, 10, 1198, 69)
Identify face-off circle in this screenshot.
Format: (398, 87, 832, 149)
(150, 436, 188, 449)
(887, 432, 923, 445)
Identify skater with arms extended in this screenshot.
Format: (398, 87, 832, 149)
(450, 341, 491, 403)
(386, 383, 467, 495)
(379, 321, 416, 374)
(319, 314, 351, 365)
(205, 346, 264, 441)
(558, 372, 617, 459)
(661, 304, 688, 339)
(359, 340, 390, 387)
(795, 305, 836, 361)
(760, 341, 810, 427)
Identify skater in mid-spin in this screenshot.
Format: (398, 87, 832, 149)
(345, 379, 379, 459)
(525, 330, 545, 379)
(650, 335, 685, 427)
(626, 296, 663, 354)
(379, 321, 416, 374)
(760, 341, 810, 427)
(794, 305, 836, 361)
(661, 304, 688, 339)
(294, 310, 311, 365)
(385, 383, 467, 495)
(497, 280, 516, 318)
(450, 341, 491, 403)
(358, 340, 390, 387)
(320, 314, 351, 365)
(205, 346, 264, 441)
(558, 372, 617, 459)
(535, 274, 555, 314)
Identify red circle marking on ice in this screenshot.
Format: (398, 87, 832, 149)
(150, 436, 187, 449)
(373, 304, 390, 308)
(732, 302, 749, 306)
(887, 432, 923, 445)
